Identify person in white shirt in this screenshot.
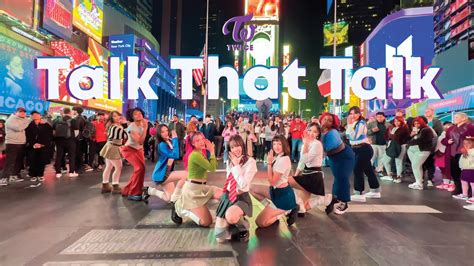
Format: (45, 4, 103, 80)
(289, 122, 336, 216)
(250, 135, 299, 228)
(214, 135, 257, 243)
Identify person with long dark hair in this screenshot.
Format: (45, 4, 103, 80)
(250, 135, 299, 227)
(121, 108, 148, 201)
(173, 131, 223, 226)
(382, 116, 410, 183)
(214, 135, 257, 242)
(222, 120, 237, 162)
(346, 107, 381, 202)
(289, 122, 336, 216)
(142, 124, 187, 204)
(264, 120, 277, 154)
(320, 112, 355, 214)
(407, 116, 435, 190)
(99, 111, 126, 194)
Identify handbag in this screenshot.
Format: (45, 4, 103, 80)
(386, 140, 401, 158)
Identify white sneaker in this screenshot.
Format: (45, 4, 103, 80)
(463, 204, 474, 211)
(38, 176, 45, 182)
(408, 183, 423, 190)
(0, 178, 8, 187)
(9, 176, 24, 183)
(452, 194, 469, 200)
(393, 177, 402, 184)
(365, 191, 381, 199)
(427, 180, 434, 187)
(55, 173, 62, 178)
(69, 172, 79, 178)
(350, 193, 366, 202)
(380, 176, 393, 181)
(30, 177, 38, 182)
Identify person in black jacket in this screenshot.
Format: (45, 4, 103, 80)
(407, 116, 435, 190)
(25, 111, 53, 184)
(200, 114, 217, 143)
(72, 106, 86, 171)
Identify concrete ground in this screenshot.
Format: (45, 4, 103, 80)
(1, 160, 473, 266)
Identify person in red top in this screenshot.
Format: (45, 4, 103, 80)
(91, 112, 107, 170)
(289, 115, 306, 163)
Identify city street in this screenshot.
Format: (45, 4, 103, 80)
(1, 161, 473, 266)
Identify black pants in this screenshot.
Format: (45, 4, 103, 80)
(254, 142, 265, 160)
(75, 139, 87, 169)
(450, 154, 462, 195)
(96, 141, 106, 166)
(353, 144, 379, 193)
(28, 147, 47, 177)
(1, 144, 25, 179)
(214, 136, 224, 158)
(55, 138, 76, 173)
(423, 153, 436, 181)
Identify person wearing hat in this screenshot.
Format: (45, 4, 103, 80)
(0, 107, 31, 186)
(25, 111, 53, 184)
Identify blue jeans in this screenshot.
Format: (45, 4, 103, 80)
(328, 145, 355, 202)
(291, 139, 303, 161)
(223, 141, 229, 162)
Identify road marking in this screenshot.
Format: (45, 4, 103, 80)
(346, 204, 441, 213)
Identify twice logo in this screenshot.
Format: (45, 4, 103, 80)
(222, 14, 257, 51)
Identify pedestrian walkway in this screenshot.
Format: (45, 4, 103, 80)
(1, 161, 473, 265)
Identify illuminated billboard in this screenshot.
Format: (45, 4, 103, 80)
(323, 21, 348, 47)
(43, 0, 73, 40)
(50, 40, 89, 105)
(247, 24, 278, 66)
(87, 38, 122, 112)
(246, 0, 279, 19)
(0, 0, 34, 26)
(361, 7, 434, 116)
(0, 34, 49, 114)
(73, 0, 103, 43)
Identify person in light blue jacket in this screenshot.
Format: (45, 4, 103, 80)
(142, 124, 186, 204)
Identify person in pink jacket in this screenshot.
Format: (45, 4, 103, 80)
(222, 120, 238, 162)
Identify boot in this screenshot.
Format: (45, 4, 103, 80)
(101, 183, 112, 193)
(111, 184, 122, 194)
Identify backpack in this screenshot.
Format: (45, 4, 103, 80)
(386, 140, 402, 158)
(55, 119, 71, 138)
(82, 121, 96, 139)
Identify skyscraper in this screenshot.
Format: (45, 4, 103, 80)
(153, 0, 183, 59)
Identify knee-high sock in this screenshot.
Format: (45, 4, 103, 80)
(309, 194, 333, 208)
(170, 187, 182, 203)
(148, 187, 170, 201)
(180, 209, 201, 225)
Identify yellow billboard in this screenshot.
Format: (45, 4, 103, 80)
(73, 0, 103, 43)
(323, 21, 348, 47)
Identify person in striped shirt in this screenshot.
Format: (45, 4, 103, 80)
(99, 111, 127, 194)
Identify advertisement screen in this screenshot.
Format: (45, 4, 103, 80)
(323, 21, 348, 47)
(108, 34, 135, 60)
(43, 0, 73, 40)
(73, 0, 103, 42)
(248, 24, 277, 66)
(0, 34, 49, 114)
(50, 40, 89, 105)
(246, 0, 279, 19)
(87, 38, 122, 112)
(0, 0, 34, 26)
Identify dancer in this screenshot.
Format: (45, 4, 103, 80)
(289, 122, 336, 216)
(250, 135, 299, 228)
(99, 111, 126, 194)
(142, 124, 187, 204)
(346, 107, 381, 202)
(173, 132, 223, 226)
(214, 135, 257, 243)
(121, 108, 148, 201)
(382, 116, 410, 183)
(320, 112, 355, 214)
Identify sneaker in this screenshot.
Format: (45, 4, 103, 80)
(452, 194, 468, 200)
(377, 172, 384, 178)
(55, 173, 62, 178)
(380, 175, 394, 181)
(38, 176, 45, 182)
(286, 206, 299, 226)
(61, 169, 68, 174)
(365, 191, 381, 199)
(9, 176, 24, 183)
(171, 203, 183, 224)
(215, 229, 231, 243)
(0, 178, 8, 187)
(436, 183, 449, 190)
(127, 195, 142, 201)
(84, 165, 94, 172)
(408, 183, 423, 190)
(334, 201, 348, 215)
(463, 204, 474, 211)
(447, 184, 456, 192)
(466, 198, 474, 204)
(393, 177, 402, 184)
(350, 193, 366, 202)
(30, 177, 38, 182)
(427, 180, 434, 187)
(69, 172, 79, 178)
(142, 186, 151, 204)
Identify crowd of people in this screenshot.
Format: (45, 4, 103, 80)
(0, 105, 473, 243)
